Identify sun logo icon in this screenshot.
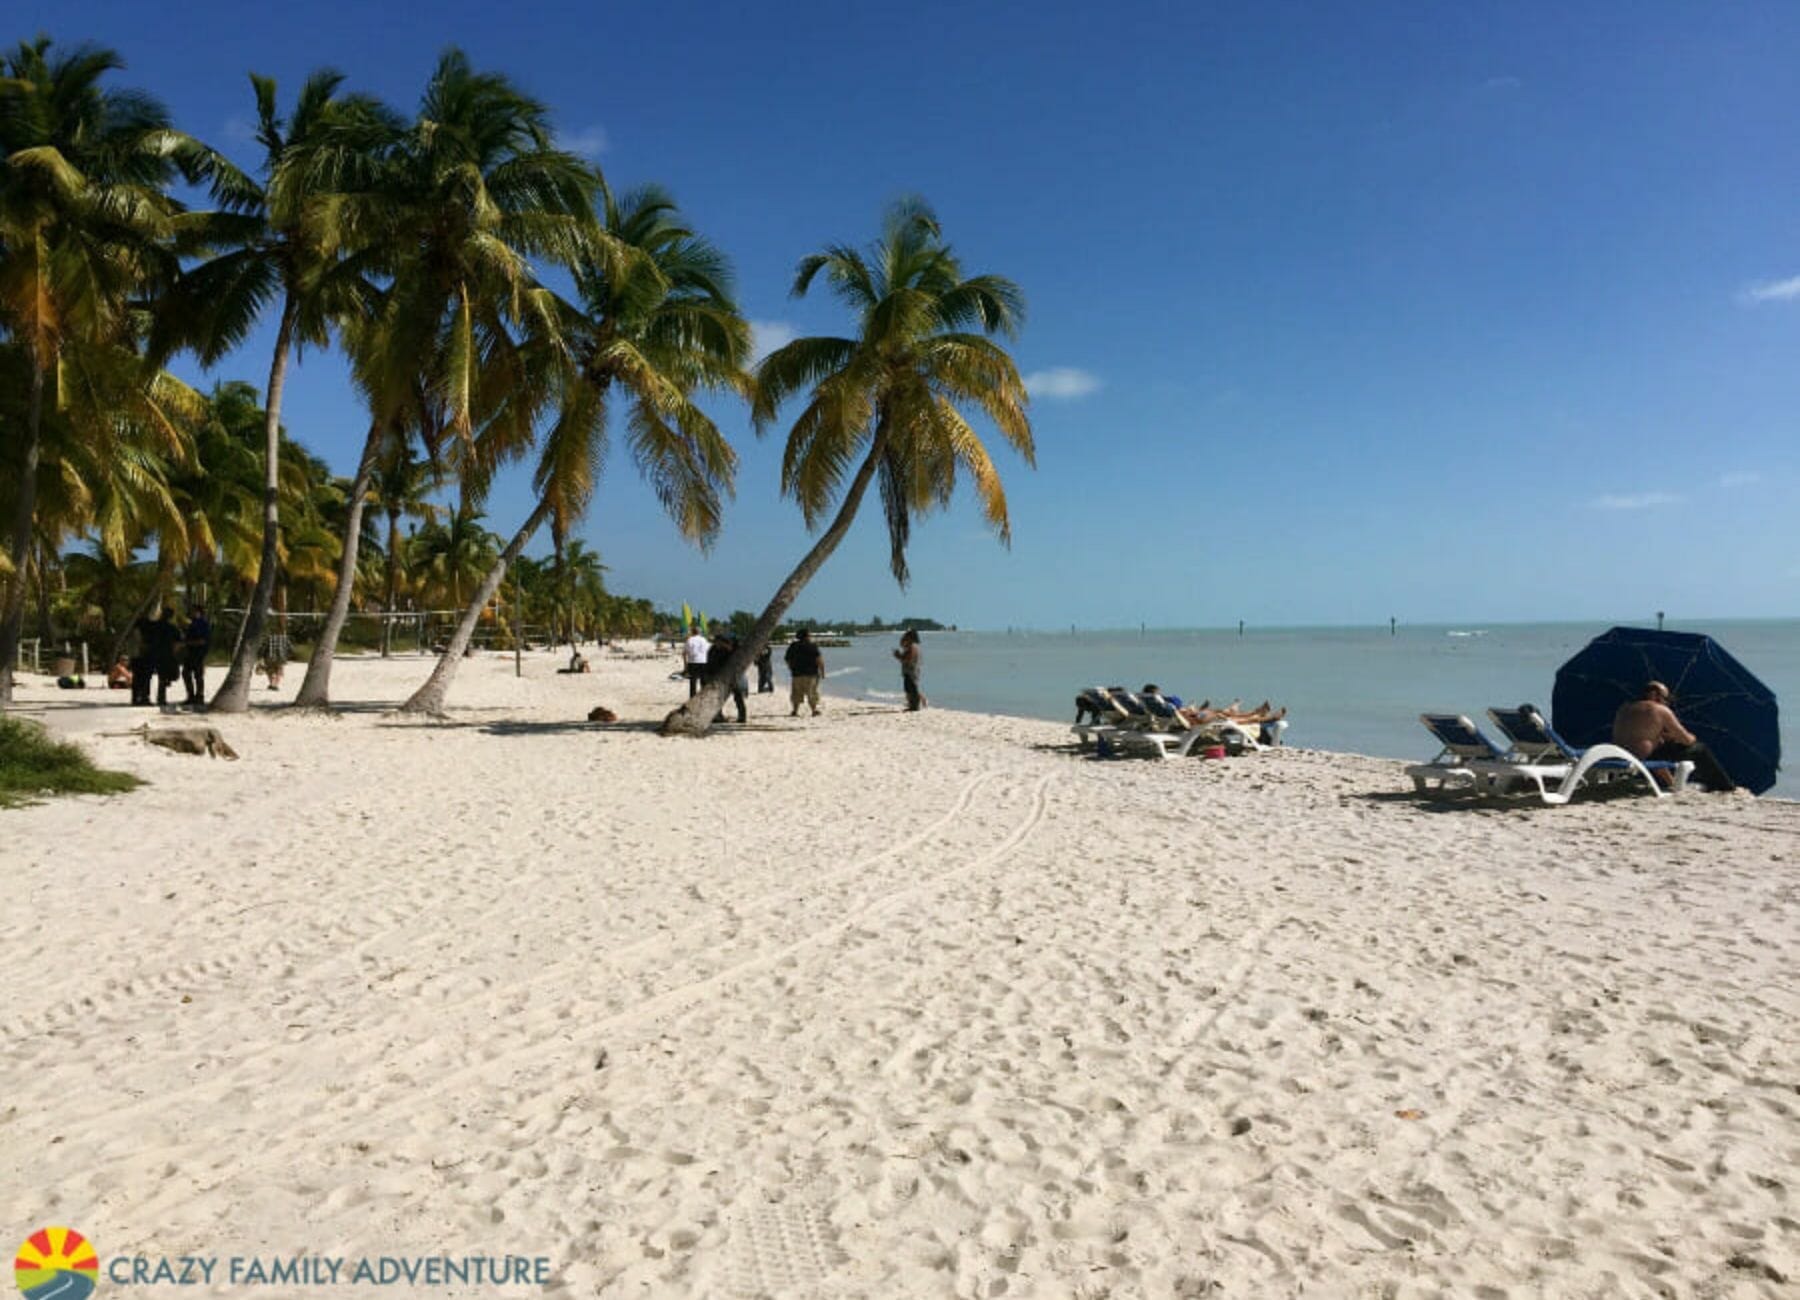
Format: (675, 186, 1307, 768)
(14, 1228, 98, 1300)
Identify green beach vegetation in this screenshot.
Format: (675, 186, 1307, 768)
(0, 36, 1031, 727)
(0, 715, 139, 807)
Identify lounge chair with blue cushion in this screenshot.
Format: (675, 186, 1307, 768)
(1406, 714, 1527, 793)
(1071, 688, 1150, 747)
(1138, 693, 1286, 753)
(1077, 694, 1280, 760)
(1486, 705, 1692, 801)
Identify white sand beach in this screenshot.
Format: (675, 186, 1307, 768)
(2, 649, 1795, 1297)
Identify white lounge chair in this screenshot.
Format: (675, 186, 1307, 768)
(1409, 712, 1688, 804)
(1486, 706, 1691, 802)
(1074, 691, 1286, 760)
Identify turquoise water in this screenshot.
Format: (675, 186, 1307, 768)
(818, 620, 1799, 799)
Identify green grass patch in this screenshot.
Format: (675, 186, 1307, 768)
(0, 716, 142, 809)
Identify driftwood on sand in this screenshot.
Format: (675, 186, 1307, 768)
(138, 725, 239, 760)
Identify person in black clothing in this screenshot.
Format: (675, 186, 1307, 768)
(181, 604, 212, 705)
(754, 645, 774, 693)
(706, 631, 747, 724)
(142, 606, 184, 707)
(783, 629, 824, 717)
(129, 616, 154, 706)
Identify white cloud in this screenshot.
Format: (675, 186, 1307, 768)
(1719, 471, 1762, 488)
(1023, 367, 1102, 400)
(749, 320, 797, 363)
(221, 114, 257, 144)
(557, 124, 608, 159)
(1591, 491, 1679, 511)
(1738, 274, 1800, 304)
(1482, 75, 1522, 91)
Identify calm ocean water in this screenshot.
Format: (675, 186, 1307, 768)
(816, 620, 1799, 799)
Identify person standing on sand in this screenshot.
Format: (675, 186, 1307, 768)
(683, 627, 710, 698)
(1612, 680, 1738, 793)
(143, 606, 183, 708)
(129, 616, 154, 706)
(784, 629, 824, 717)
(894, 629, 924, 711)
(755, 645, 774, 694)
(260, 623, 292, 691)
(181, 604, 211, 706)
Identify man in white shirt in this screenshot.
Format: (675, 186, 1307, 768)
(682, 630, 711, 697)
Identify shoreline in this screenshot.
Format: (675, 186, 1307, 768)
(3, 649, 1795, 1295)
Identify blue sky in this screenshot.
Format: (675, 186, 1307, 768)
(27, 0, 1800, 627)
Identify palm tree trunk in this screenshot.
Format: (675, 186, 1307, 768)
(0, 362, 47, 704)
(399, 496, 554, 715)
(34, 540, 55, 645)
(381, 508, 402, 657)
(209, 295, 297, 713)
(552, 526, 571, 650)
(294, 424, 382, 707)
(661, 425, 891, 737)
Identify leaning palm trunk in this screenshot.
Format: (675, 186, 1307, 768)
(209, 298, 297, 713)
(399, 497, 554, 715)
(294, 426, 381, 707)
(0, 365, 48, 704)
(662, 428, 890, 738)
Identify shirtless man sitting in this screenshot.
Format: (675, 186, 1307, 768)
(1611, 680, 1737, 793)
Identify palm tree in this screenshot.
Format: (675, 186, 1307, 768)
(662, 200, 1033, 736)
(0, 38, 197, 702)
(559, 538, 607, 641)
(400, 184, 745, 714)
(368, 439, 441, 655)
(160, 69, 398, 713)
(409, 505, 498, 613)
(296, 48, 604, 707)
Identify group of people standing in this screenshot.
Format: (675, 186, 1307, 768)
(107, 605, 297, 708)
(111, 605, 211, 707)
(676, 626, 926, 721)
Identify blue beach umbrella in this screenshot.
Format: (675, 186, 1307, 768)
(1551, 626, 1781, 795)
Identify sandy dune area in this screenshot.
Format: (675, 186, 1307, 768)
(2, 649, 1795, 1297)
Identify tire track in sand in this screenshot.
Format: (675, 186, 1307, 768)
(0, 768, 1005, 1046)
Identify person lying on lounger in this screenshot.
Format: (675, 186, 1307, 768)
(1175, 700, 1287, 728)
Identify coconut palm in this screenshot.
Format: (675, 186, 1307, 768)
(295, 48, 604, 707)
(559, 538, 607, 641)
(662, 199, 1033, 736)
(367, 439, 442, 655)
(0, 38, 201, 702)
(409, 505, 498, 613)
(400, 184, 744, 714)
(156, 69, 398, 713)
